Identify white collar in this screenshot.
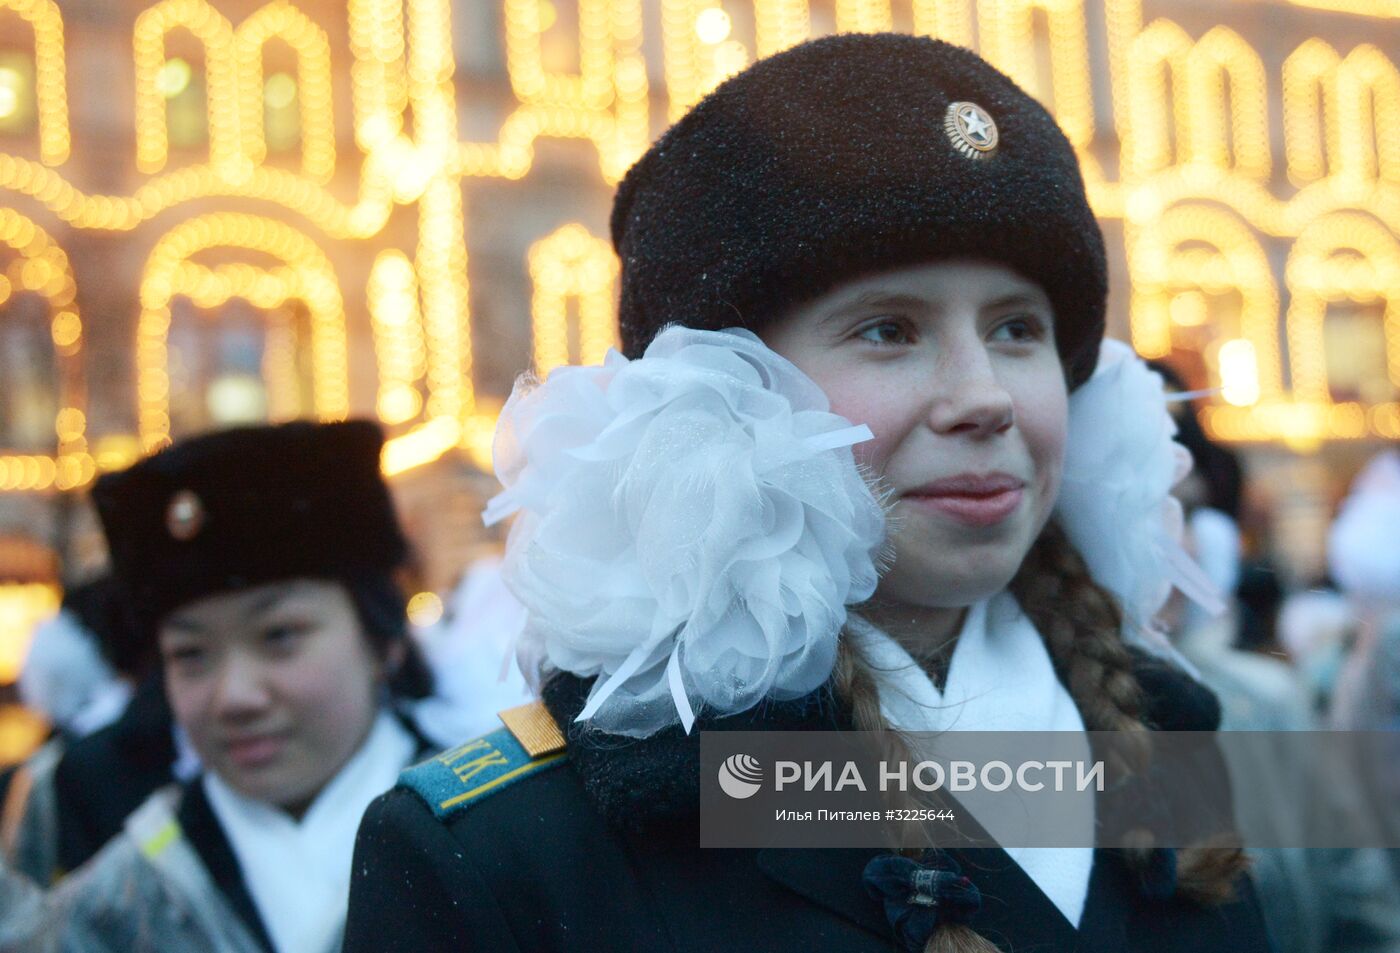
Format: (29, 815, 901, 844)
(846, 593, 1094, 928)
(203, 710, 417, 953)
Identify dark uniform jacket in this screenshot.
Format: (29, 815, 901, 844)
(52, 675, 177, 874)
(344, 658, 1278, 953)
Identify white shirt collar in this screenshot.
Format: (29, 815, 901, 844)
(202, 709, 417, 953)
(846, 593, 1095, 928)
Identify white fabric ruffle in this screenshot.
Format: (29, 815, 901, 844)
(485, 326, 886, 737)
(1055, 339, 1224, 657)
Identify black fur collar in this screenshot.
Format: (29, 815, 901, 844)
(542, 674, 852, 833)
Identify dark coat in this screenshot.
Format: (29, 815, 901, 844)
(52, 676, 176, 873)
(344, 657, 1277, 953)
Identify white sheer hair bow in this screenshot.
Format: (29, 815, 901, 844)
(1055, 338, 1225, 657)
(484, 326, 886, 737)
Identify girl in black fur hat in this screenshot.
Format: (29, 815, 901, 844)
(345, 33, 1275, 953)
(1, 420, 438, 953)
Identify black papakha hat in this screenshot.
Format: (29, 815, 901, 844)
(92, 420, 408, 634)
(611, 32, 1107, 389)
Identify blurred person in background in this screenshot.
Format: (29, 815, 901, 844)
(1155, 387, 1400, 953)
(2, 575, 139, 882)
(1326, 449, 1400, 887)
(407, 555, 535, 748)
(1, 420, 438, 953)
(1149, 362, 1309, 729)
(1326, 449, 1400, 733)
(1277, 587, 1355, 717)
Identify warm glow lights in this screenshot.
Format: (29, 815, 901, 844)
(753, 0, 808, 58)
(406, 590, 444, 626)
(1285, 213, 1400, 403)
(1218, 339, 1262, 407)
(0, 583, 58, 684)
(662, 0, 755, 119)
(835, 0, 891, 33)
(0, 0, 1397, 491)
(1127, 21, 1271, 178)
(369, 250, 428, 425)
(528, 224, 619, 376)
(694, 6, 731, 43)
(135, 213, 348, 451)
(133, 0, 240, 175)
(1128, 204, 1282, 401)
(134, 0, 336, 179)
(1, 0, 69, 164)
(494, 0, 649, 183)
(1116, 10, 1399, 443)
(0, 86, 15, 126)
(0, 210, 90, 492)
(348, 0, 408, 150)
(922, 0, 976, 49)
(235, 0, 336, 182)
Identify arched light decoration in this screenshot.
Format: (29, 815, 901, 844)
(1127, 204, 1282, 404)
(135, 213, 349, 452)
(0, 209, 92, 492)
(528, 223, 619, 377)
(0, 0, 69, 165)
(235, 0, 336, 182)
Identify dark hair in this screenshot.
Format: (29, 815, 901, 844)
(1147, 361, 1243, 520)
(63, 574, 152, 681)
(341, 572, 434, 700)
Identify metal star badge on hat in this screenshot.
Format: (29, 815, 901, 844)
(165, 489, 205, 541)
(944, 101, 999, 159)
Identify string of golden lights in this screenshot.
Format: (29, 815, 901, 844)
(528, 223, 620, 375)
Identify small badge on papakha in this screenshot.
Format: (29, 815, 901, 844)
(165, 489, 205, 541)
(944, 101, 999, 159)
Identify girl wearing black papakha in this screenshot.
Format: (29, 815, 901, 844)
(344, 33, 1275, 953)
(1, 421, 437, 953)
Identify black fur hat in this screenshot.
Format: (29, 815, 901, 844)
(611, 32, 1106, 389)
(92, 420, 409, 634)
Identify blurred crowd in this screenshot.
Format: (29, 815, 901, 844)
(1155, 364, 1400, 953)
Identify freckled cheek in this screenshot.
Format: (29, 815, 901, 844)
(822, 388, 901, 478)
(851, 437, 895, 480)
(1015, 397, 1068, 511)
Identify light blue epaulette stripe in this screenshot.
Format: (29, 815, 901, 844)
(397, 725, 568, 820)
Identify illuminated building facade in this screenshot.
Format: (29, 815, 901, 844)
(0, 0, 1395, 654)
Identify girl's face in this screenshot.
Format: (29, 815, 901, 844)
(159, 579, 384, 815)
(762, 260, 1069, 609)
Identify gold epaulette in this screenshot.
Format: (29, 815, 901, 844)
(497, 700, 567, 758)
